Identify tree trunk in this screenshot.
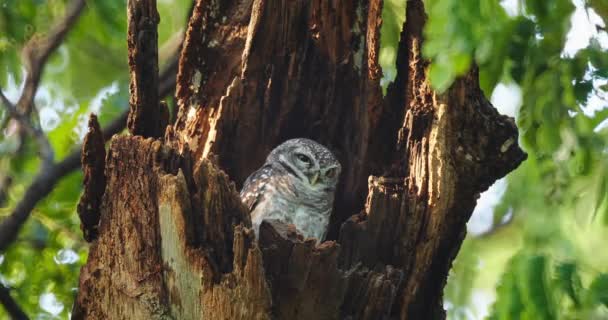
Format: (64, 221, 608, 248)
(72, 0, 526, 319)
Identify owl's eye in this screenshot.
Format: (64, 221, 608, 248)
(325, 168, 337, 178)
(295, 153, 312, 165)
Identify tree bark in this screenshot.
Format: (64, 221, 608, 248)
(73, 0, 526, 319)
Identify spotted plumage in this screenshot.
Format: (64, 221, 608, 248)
(240, 138, 341, 241)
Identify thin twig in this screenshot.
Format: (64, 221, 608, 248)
(32, 210, 82, 244)
(0, 282, 29, 320)
(0, 90, 54, 165)
(0, 176, 12, 206)
(17, 0, 86, 115)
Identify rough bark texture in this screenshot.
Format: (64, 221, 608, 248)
(77, 114, 106, 242)
(74, 0, 526, 319)
(172, 0, 384, 236)
(259, 220, 403, 319)
(127, 0, 166, 138)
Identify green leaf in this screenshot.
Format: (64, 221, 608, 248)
(518, 254, 555, 320)
(587, 274, 608, 308)
(554, 262, 582, 308)
(573, 81, 593, 104)
(445, 239, 478, 311)
(536, 124, 561, 154)
(567, 148, 592, 176)
(429, 60, 455, 93)
(489, 254, 525, 320)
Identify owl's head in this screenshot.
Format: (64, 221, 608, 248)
(267, 138, 341, 190)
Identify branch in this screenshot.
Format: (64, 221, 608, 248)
(77, 114, 106, 242)
(0, 65, 177, 252)
(0, 282, 29, 320)
(0, 90, 54, 165)
(17, 0, 86, 115)
(126, 0, 164, 138)
(0, 0, 85, 190)
(0, 0, 181, 251)
(0, 174, 12, 207)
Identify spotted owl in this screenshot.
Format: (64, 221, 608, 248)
(240, 138, 342, 241)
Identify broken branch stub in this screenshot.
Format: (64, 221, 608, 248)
(127, 0, 164, 138)
(76, 114, 106, 242)
(73, 136, 260, 319)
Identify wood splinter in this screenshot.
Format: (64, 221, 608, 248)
(77, 113, 106, 242)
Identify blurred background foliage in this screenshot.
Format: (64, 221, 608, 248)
(413, 0, 607, 318)
(0, 0, 606, 319)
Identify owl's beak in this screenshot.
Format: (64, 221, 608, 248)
(309, 172, 320, 186)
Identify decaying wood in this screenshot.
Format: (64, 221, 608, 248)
(362, 1, 526, 316)
(173, 0, 384, 236)
(73, 137, 170, 319)
(127, 0, 165, 138)
(74, 0, 526, 318)
(259, 219, 403, 319)
(73, 136, 266, 319)
(76, 114, 106, 242)
(73, 134, 404, 319)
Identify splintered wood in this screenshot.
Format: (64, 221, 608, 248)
(77, 114, 106, 242)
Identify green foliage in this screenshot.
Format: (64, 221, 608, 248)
(445, 239, 480, 319)
(587, 273, 608, 308)
(555, 262, 583, 308)
(1, 170, 85, 318)
(423, 0, 608, 205)
(489, 254, 608, 319)
(417, 0, 608, 318)
(0, 0, 71, 87)
(424, 0, 512, 92)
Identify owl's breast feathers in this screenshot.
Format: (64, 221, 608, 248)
(240, 162, 335, 240)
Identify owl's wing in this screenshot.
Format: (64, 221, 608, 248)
(240, 165, 273, 212)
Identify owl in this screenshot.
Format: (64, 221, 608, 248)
(240, 138, 341, 242)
